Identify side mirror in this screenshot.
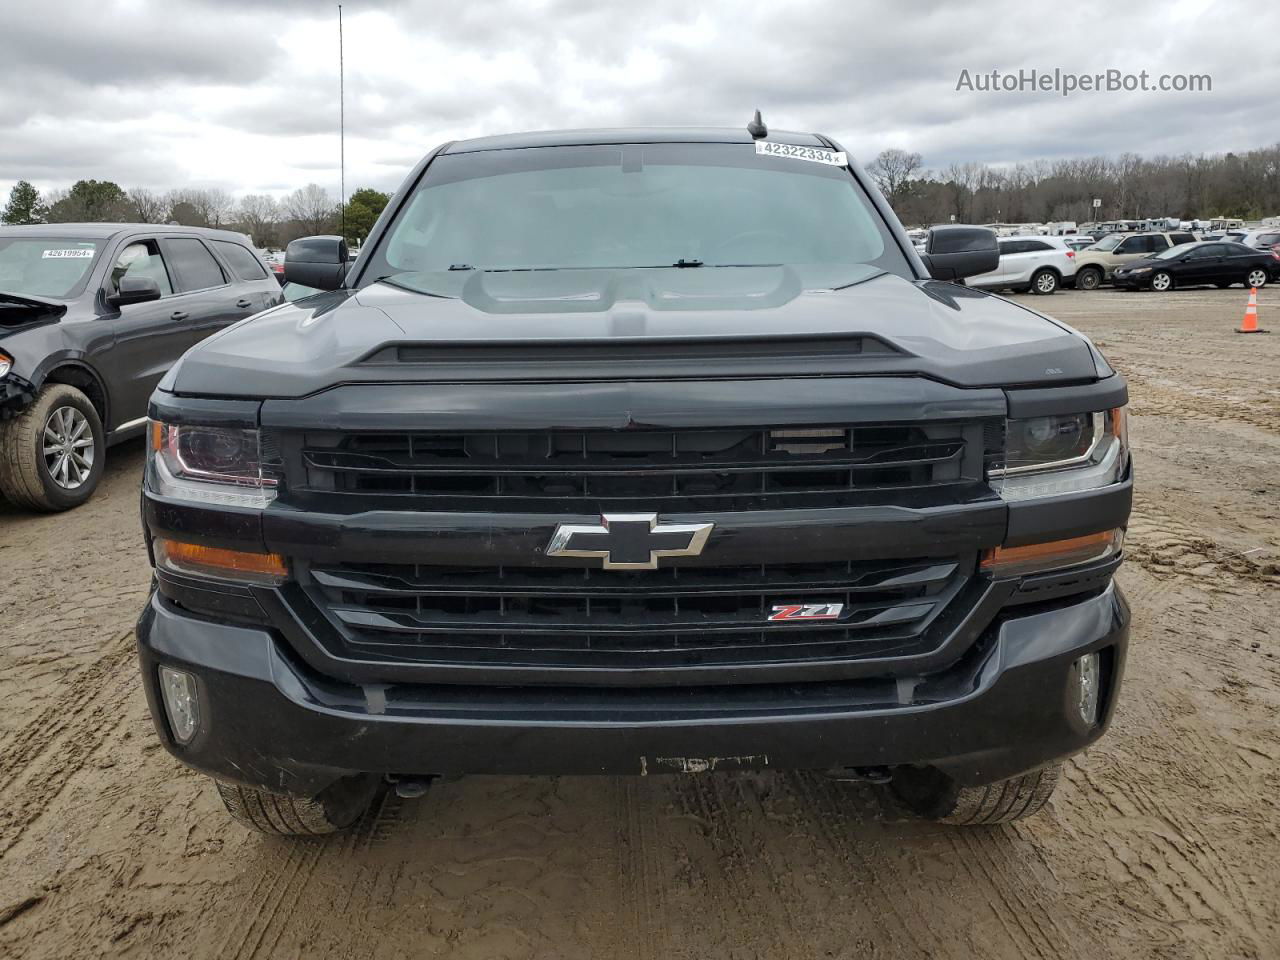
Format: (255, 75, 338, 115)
(108, 275, 162, 306)
(283, 236, 349, 291)
(920, 225, 999, 282)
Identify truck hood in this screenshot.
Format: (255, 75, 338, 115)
(163, 267, 1100, 398)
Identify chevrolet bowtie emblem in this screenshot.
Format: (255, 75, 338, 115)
(546, 513, 714, 570)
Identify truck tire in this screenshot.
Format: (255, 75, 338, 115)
(213, 775, 379, 836)
(0, 383, 105, 512)
(891, 763, 1061, 825)
(1076, 266, 1103, 291)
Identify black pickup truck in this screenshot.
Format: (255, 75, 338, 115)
(136, 126, 1132, 835)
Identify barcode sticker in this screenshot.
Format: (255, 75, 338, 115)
(755, 141, 847, 166)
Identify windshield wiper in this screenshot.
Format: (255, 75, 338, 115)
(673, 258, 703, 268)
(448, 264, 474, 271)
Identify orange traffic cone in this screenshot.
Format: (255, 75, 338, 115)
(1237, 287, 1269, 333)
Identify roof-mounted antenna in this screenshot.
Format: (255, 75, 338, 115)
(747, 109, 767, 140)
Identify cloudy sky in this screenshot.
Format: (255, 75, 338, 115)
(1, 0, 1275, 203)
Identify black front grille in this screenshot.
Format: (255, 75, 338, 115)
(296, 423, 975, 509)
(300, 555, 973, 671)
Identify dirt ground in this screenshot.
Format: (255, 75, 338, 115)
(1, 286, 1277, 960)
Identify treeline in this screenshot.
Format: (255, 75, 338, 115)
(8, 142, 1280, 244)
(0, 179, 390, 249)
(866, 144, 1280, 227)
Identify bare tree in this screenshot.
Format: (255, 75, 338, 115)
(282, 183, 336, 235)
(203, 187, 236, 228)
(128, 187, 168, 223)
(164, 187, 235, 227)
(867, 149, 924, 202)
(236, 194, 280, 247)
(166, 189, 208, 226)
(942, 162, 982, 222)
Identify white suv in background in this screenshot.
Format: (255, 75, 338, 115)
(967, 235, 1078, 295)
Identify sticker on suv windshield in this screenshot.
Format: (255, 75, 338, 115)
(755, 141, 848, 166)
(42, 248, 96, 259)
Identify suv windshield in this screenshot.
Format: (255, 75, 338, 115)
(364, 142, 910, 290)
(0, 237, 103, 299)
(1091, 235, 1124, 252)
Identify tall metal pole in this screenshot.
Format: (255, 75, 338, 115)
(339, 4, 345, 240)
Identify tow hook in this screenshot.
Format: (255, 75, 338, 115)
(825, 765, 894, 785)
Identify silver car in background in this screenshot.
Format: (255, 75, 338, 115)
(966, 234, 1078, 295)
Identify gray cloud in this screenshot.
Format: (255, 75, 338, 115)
(1, 0, 1277, 201)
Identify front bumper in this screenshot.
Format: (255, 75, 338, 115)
(137, 581, 1129, 796)
(0, 372, 37, 420)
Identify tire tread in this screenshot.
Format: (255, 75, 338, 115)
(0, 384, 103, 511)
(213, 778, 375, 836)
(894, 764, 1061, 826)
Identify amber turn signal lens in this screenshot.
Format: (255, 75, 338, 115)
(149, 420, 164, 451)
(153, 538, 288, 582)
(981, 529, 1122, 576)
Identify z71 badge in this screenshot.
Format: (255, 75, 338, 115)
(768, 603, 845, 622)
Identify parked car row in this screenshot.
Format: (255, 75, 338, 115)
(968, 233, 1280, 296)
(968, 228, 1280, 294)
(1072, 232, 1198, 290)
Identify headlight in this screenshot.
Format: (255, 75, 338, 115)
(0, 352, 11, 378)
(1130, 267, 1152, 274)
(148, 421, 279, 507)
(990, 407, 1128, 500)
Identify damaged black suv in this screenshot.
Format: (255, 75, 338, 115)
(136, 126, 1132, 835)
(0, 225, 280, 510)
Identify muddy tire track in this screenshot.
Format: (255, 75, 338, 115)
(0, 631, 136, 856)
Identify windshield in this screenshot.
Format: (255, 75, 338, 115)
(364, 142, 910, 289)
(1155, 242, 1198, 260)
(0, 237, 103, 299)
(1091, 235, 1124, 251)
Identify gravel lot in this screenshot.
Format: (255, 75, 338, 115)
(1, 286, 1277, 960)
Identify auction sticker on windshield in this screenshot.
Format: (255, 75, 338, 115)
(42, 248, 96, 259)
(755, 141, 848, 166)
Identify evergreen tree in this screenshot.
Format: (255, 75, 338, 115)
(1, 180, 47, 225)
